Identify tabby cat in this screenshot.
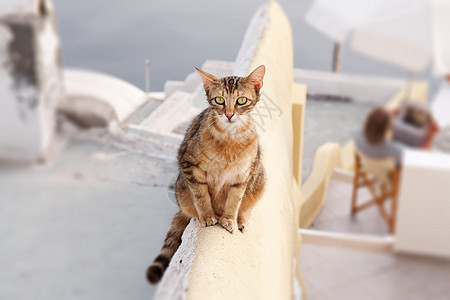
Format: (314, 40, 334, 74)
(146, 65, 266, 284)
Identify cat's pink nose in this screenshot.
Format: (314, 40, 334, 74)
(225, 112, 234, 120)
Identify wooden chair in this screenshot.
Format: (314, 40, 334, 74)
(351, 151, 400, 233)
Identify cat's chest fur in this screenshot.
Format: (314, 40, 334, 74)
(206, 158, 252, 193)
(195, 118, 258, 198)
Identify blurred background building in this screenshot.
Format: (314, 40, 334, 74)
(54, 0, 442, 93)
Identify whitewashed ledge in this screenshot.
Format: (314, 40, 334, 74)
(155, 2, 306, 299)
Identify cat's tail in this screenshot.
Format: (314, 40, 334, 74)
(146, 210, 191, 284)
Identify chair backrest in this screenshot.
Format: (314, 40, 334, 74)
(356, 150, 396, 183)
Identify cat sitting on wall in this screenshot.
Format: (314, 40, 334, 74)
(147, 66, 267, 284)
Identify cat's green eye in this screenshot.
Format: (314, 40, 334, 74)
(236, 97, 247, 105)
(215, 97, 225, 105)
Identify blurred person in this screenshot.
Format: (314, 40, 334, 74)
(354, 107, 403, 167)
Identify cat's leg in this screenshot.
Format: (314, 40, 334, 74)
(184, 169, 217, 227)
(220, 182, 246, 233)
(237, 165, 265, 232)
(191, 183, 217, 227)
(175, 174, 198, 218)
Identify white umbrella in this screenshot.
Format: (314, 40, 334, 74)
(305, 0, 450, 76)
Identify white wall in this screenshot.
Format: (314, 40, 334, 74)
(0, 0, 63, 163)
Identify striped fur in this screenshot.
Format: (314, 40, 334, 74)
(146, 66, 266, 284)
(146, 210, 190, 284)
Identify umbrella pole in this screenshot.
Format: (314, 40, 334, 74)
(405, 70, 413, 101)
(145, 59, 151, 95)
(332, 42, 342, 73)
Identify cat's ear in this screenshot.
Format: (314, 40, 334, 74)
(245, 65, 265, 92)
(194, 67, 218, 91)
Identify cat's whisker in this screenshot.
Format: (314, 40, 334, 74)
(212, 118, 254, 144)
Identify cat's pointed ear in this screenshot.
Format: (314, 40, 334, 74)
(245, 65, 265, 92)
(194, 67, 218, 91)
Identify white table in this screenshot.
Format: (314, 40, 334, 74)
(395, 149, 450, 258)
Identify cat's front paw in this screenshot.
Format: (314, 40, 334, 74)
(219, 217, 237, 233)
(199, 213, 218, 227)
